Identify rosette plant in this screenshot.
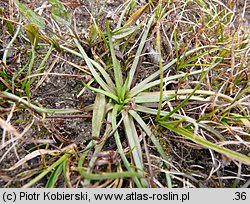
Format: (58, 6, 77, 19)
(7, 0, 249, 187)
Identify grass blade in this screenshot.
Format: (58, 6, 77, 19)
(111, 104, 142, 187)
(106, 20, 123, 99)
(87, 112, 113, 171)
(60, 44, 116, 91)
(134, 104, 225, 141)
(130, 62, 220, 97)
(91, 59, 116, 90)
(159, 121, 250, 165)
(127, 14, 155, 90)
(22, 153, 70, 188)
(46, 162, 64, 188)
(130, 46, 220, 96)
(156, 22, 164, 121)
(68, 27, 116, 95)
(112, 26, 137, 40)
(92, 93, 106, 137)
(116, 0, 135, 28)
(74, 168, 142, 180)
(134, 92, 206, 103)
(129, 110, 172, 188)
(159, 67, 208, 121)
(122, 112, 147, 186)
(82, 81, 119, 103)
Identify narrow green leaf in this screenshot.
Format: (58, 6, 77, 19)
(131, 62, 220, 97)
(60, 44, 116, 92)
(90, 59, 116, 90)
(178, 49, 219, 70)
(134, 104, 225, 141)
(22, 153, 70, 188)
(130, 46, 220, 96)
(128, 14, 155, 90)
(67, 27, 116, 95)
(62, 159, 71, 188)
(136, 89, 234, 103)
(92, 93, 106, 137)
(74, 167, 142, 180)
(82, 81, 119, 103)
(156, 23, 164, 121)
(129, 110, 168, 162)
(134, 93, 205, 103)
(159, 121, 250, 165)
(122, 111, 148, 186)
(46, 162, 64, 188)
(112, 26, 137, 40)
(111, 105, 142, 187)
(123, 112, 143, 166)
(134, 92, 174, 103)
(14, 0, 45, 29)
(116, 0, 135, 28)
(106, 20, 123, 98)
(121, 75, 130, 102)
(87, 112, 113, 172)
(160, 68, 208, 121)
(24, 44, 36, 101)
(129, 110, 172, 188)
(78, 140, 95, 169)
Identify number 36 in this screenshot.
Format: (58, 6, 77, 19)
(234, 192, 246, 200)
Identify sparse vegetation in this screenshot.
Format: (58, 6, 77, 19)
(0, 0, 249, 188)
